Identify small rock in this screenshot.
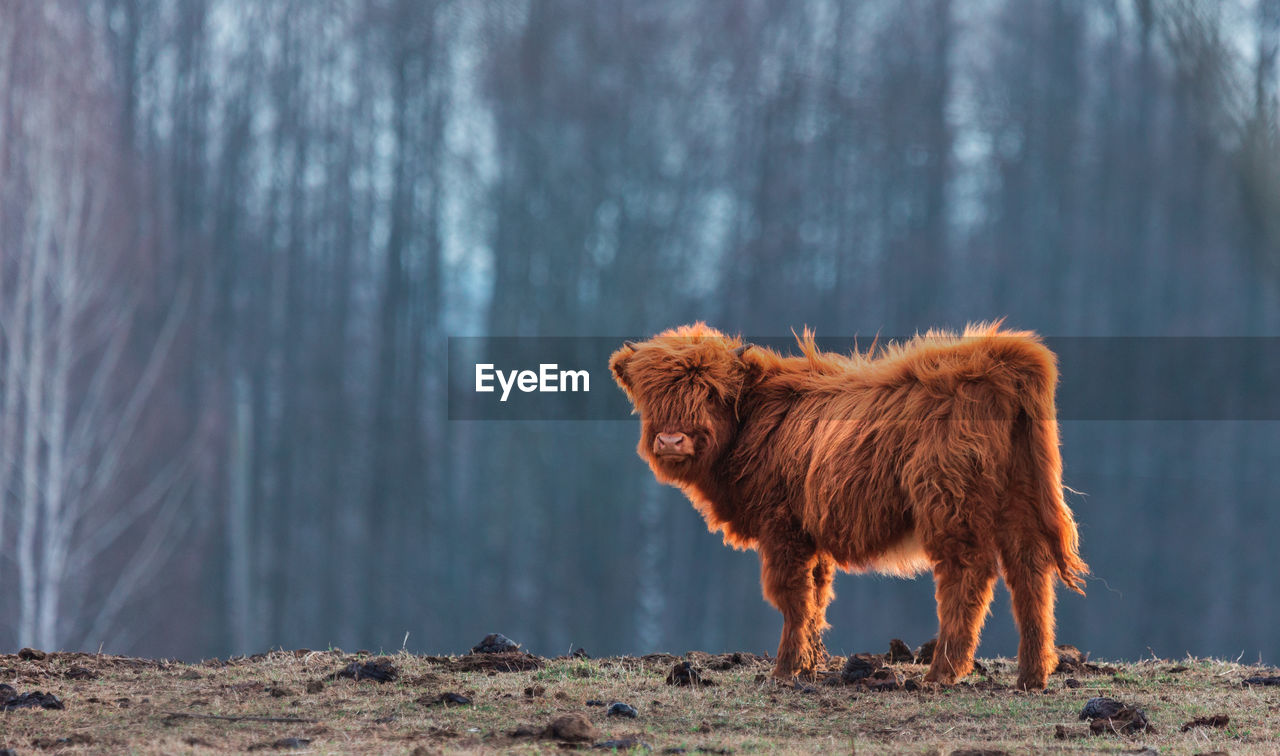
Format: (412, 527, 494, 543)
(471, 633, 521, 654)
(544, 713, 599, 742)
(887, 639, 914, 663)
(840, 653, 883, 683)
(914, 638, 937, 665)
(17, 648, 46, 661)
(666, 661, 713, 687)
(1180, 714, 1229, 731)
(607, 701, 638, 718)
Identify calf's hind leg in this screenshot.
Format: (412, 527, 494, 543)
(923, 552, 998, 685)
(998, 538, 1058, 690)
(807, 554, 835, 665)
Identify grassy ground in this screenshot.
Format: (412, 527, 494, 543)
(1, 645, 1277, 754)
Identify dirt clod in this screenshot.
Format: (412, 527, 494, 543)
(608, 701, 638, 718)
(544, 712, 599, 742)
(331, 658, 397, 683)
(524, 684, 545, 697)
(471, 633, 521, 654)
(702, 652, 766, 670)
(666, 661, 714, 687)
(1080, 697, 1153, 735)
(914, 638, 937, 665)
(862, 668, 904, 692)
(1079, 696, 1126, 721)
(1064, 678, 1081, 688)
(305, 680, 324, 694)
(1180, 714, 1229, 731)
(248, 737, 312, 750)
(30, 734, 91, 748)
(840, 653, 883, 683)
(1, 689, 64, 711)
(888, 639, 914, 663)
(419, 691, 472, 706)
(1054, 645, 1087, 673)
(447, 652, 543, 673)
(594, 735, 650, 750)
(64, 666, 98, 680)
(17, 648, 46, 661)
(1243, 675, 1280, 686)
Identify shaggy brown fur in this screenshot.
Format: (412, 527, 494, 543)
(610, 322, 1087, 690)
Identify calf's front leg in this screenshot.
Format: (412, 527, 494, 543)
(759, 536, 823, 679)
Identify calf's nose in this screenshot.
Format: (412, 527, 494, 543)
(654, 433, 689, 454)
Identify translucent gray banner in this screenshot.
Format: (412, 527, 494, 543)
(447, 336, 1280, 421)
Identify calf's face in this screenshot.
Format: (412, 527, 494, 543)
(610, 326, 749, 483)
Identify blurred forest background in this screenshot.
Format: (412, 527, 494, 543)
(3, 0, 1280, 664)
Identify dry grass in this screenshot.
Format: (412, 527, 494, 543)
(2, 647, 1278, 754)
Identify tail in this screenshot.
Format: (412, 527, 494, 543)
(1011, 341, 1088, 594)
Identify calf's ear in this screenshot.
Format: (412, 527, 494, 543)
(609, 343, 637, 394)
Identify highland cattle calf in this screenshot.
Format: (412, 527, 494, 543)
(610, 323, 1087, 690)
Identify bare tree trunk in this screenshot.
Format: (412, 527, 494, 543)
(37, 146, 89, 650)
(228, 372, 254, 653)
(18, 174, 53, 647)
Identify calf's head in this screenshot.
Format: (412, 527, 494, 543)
(610, 323, 753, 483)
